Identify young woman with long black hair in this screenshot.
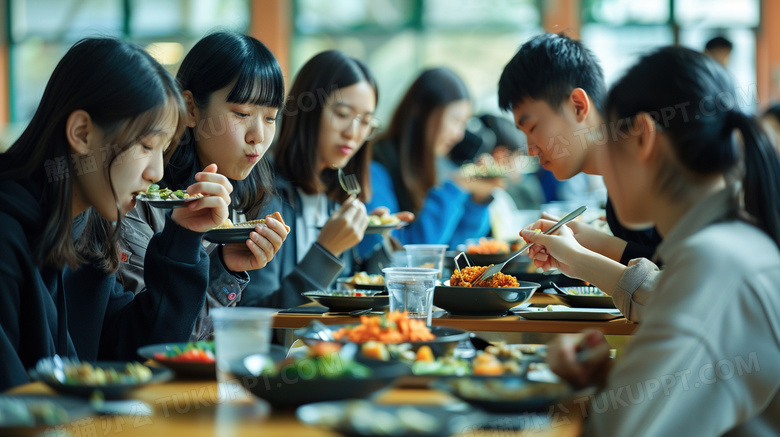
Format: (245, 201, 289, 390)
(0, 38, 231, 390)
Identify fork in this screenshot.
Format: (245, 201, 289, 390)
(471, 205, 587, 284)
(337, 167, 361, 197)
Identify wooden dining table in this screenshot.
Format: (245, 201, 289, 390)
(273, 311, 637, 335)
(273, 293, 637, 339)
(7, 380, 585, 437)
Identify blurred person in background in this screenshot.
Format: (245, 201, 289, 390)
(762, 104, 780, 153)
(364, 68, 500, 253)
(704, 35, 733, 68)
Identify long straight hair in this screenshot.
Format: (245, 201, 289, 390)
(165, 32, 285, 219)
(606, 46, 780, 248)
(372, 67, 469, 213)
(273, 50, 377, 203)
(0, 38, 185, 272)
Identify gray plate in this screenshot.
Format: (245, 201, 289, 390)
(517, 308, 623, 321)
(432, 376, 573, 413)
(297, 400, 490, 437)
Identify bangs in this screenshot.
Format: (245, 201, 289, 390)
(226, 58, 285, 109)
(106, 95, 186, 163)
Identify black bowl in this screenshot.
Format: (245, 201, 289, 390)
(228, 354, 409, 409)
(29, 362, 172, 399)
(504, 269, 588, 290)
(0, 394, 94, 435)
(432, 376, 573, 413)
(549, 288, 616, 309)
(203, 227, 253, 244)
(433, 281, 540, 316)
(302, 292, 389, 312)
(297, 325, 470, 358)
(462, 253, 511, 266)
(137, 342, 216, 379)
(335, 278, 386, 292)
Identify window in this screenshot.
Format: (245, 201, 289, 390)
(6, 0, 250, 125)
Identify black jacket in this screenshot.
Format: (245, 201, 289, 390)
(0, 179, 77, 391)
(115, 161, 249, 341)
(64, 212, 210, 362)
(605, 198, 663, 265)
(0, 175, 211, 392)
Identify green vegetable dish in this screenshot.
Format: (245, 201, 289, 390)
(265, 355, 371, 380)
(139, 183, 201, 201)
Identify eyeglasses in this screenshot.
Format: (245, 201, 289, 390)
(328, 104, 380, 139)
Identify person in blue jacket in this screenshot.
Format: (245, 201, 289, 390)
(363, 68, 500, 255)
(240, 50, 376, 308)
(0, 38, 231, 390)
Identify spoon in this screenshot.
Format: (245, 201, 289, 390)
(551, 283, 572, 296)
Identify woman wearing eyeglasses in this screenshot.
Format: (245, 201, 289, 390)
(239, 50, 378, 308)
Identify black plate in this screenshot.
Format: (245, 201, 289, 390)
(366, 221, 408, 234)
(298, 325, 470, 358)
(137, 342, 217, 379)
(136, 195, 199, 209)
(302, 292, 389, 312)
(0, 394, 94, 435)
(29, 363, 173, 399)
(203, 227, 254, 244)
(548, 294, 616, 309)
(228, 353, 409, 409)
(297, 400, 490, 437)
(321, 222, 409, 235)
(433, 281, 540, 316)
(432, 376, 573, 413)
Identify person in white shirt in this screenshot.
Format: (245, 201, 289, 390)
(521, 46, 780, 436)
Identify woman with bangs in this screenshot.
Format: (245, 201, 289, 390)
(522, 46, 780, 435)
(0, 38, 232, 390)
(241, 50, 377, 308)
(114, 32, 290, 341)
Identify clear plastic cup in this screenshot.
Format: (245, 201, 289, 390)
(211, 307, 275, 402)
(382, 267, 439, 326)
(404, 244, 448, 278)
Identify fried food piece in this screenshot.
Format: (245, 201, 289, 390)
(450, 266, 519, 288)
(212, 212, 290, 231)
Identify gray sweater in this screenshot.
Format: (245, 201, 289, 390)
(240, 171, 353, 309)
(585, 188, 780, 436)
(118, 201, 249, 341)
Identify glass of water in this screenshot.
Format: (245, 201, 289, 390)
(211, 307, 275, 402)
(382, 267, 439, 326)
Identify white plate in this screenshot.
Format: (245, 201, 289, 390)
(517, 306, 623, 321)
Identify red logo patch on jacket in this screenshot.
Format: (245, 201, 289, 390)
(120, 250, 131, 263)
